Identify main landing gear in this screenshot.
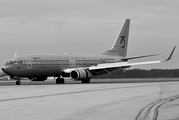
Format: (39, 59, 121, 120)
(56, 77, 65, 84)
(16, 80, 21, 85)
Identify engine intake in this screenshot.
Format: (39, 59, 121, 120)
(70, 69, 92, 80)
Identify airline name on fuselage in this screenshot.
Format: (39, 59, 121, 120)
(32, 56, 92, 60)
(33, 57, 41, 60)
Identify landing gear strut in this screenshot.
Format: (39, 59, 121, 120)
(56, 77, 65, 84)
(12, 76, 21, 85)
(16, 80, 21, 85)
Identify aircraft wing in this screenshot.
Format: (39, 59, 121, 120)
(64, 46, 175, 74)
(89, 46, 175, 71)
(89, 60, 160, 71)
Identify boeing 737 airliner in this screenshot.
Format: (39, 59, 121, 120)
(2, 19, 176, 85)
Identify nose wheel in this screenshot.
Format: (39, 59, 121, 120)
(56, 78, 65, 84)
(16, 80, 21, 85)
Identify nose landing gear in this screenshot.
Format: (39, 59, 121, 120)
(11, 76, 21, 85)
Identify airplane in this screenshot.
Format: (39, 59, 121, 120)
(1, 19, 176, 85)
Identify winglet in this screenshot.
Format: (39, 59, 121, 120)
(164, 46, 176, 61)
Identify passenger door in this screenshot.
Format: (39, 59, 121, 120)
(25, 57, 32, 69)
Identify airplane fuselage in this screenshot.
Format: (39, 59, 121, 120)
(2, 54, 121, 78)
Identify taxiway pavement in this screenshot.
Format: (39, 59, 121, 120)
(0, 79, 179, 120)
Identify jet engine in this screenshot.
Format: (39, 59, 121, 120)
(28, 76, 47, 81)
(70, 69, 92, 80)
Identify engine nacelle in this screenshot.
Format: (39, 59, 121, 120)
(70, 69, 92, 80)
(28, 76, 47, 81)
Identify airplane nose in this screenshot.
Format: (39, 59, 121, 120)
(2, 67, 4, 72)
(2, 66, 11, 74)
(2, 66, 6, 72)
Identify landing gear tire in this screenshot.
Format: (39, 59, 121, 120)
(56, 78, 65, 84)
(60, 78, 65, 84)
(16, 80, 21, 85)
(81, 79, 90, 84)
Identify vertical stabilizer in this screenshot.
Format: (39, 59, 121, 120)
(102, 19, 130, 56)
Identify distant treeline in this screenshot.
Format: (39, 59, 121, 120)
(93, 69, 179, 79)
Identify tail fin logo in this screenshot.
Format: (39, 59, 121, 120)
(120, 36, 126, 48)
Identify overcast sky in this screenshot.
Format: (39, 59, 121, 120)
(0, 0, 178, 69)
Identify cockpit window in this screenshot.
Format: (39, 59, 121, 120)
(6, 61, 14, 64)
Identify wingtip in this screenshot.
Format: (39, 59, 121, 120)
(165, 46, 176, 61)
